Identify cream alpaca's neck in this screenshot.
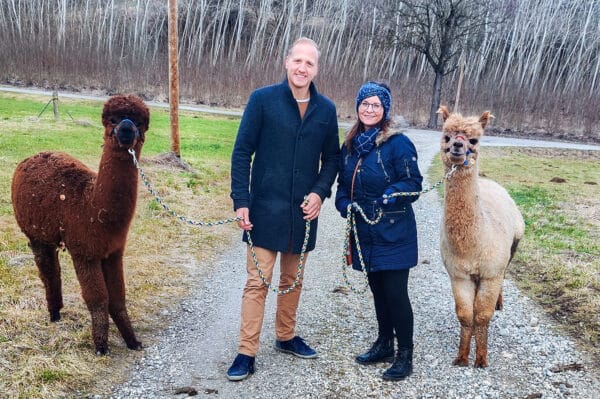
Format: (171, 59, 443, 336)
(443, 165, 483, 255)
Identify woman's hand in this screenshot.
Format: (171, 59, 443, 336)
(377, 188, 397, 206)
(301, 192, 322, 220)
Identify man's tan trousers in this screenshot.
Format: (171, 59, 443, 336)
(238, 245, 308, 356)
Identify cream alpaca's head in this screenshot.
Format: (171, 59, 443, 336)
(437, 106, 493, 168)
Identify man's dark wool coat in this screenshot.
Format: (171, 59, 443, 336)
(230, 80, 340, 253)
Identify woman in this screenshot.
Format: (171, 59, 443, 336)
(335, 81, 423, 381)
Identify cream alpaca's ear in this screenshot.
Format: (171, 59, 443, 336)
(437, 106, 450, 121)
(479, 111, 494, 128)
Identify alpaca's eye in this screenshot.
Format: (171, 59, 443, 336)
(444, 135, 451, 142)
(110, 117, 120, 125)
(469, 139, 479, 145)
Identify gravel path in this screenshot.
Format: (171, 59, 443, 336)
(109, 130, 600, 399)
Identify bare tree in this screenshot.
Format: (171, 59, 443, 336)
(384, 0, 498, 127)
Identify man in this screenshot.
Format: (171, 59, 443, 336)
(227, 37, 340, 381)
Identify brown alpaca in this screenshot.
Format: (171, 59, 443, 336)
(11, 95, 149, 355)
(437, 106, 525, 368)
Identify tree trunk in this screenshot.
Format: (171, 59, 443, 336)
(428, 70, 443, 128)
(454, 51, 465, 112)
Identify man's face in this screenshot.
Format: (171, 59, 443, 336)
(285, 42, 319, 91)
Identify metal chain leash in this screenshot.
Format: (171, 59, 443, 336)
(128, 148, 308, 295)
(247, 219, 311, 295)
(128, 149, 241, 226)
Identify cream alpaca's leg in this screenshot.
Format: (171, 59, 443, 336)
(450, 278, 476, 366)
(473, 276, 504, 368)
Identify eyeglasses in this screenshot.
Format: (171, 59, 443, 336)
(359, 101, 382, 112)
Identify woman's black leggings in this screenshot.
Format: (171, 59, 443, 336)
(368, 269, 413, 348)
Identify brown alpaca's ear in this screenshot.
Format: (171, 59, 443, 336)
(479, 111, 494, 128)
(437, 106, 450, 121)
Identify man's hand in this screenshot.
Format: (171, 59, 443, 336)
(235, 207, 253, 230)
(301, 192, 322, 221)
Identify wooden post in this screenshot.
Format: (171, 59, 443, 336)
(168, 0, 180, 157)
(52, 91, 59, 121)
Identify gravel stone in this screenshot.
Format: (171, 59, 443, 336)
(108, 129, 600, 399)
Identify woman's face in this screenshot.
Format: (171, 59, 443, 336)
(358, 95, 384, 129)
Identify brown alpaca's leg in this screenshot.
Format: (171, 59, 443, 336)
(30, 240, 63, 322)
(473, 276, 503, 368)
(73, 258, 110, 355)
(102, 251, 141, 350)
(450, 278, 476, 366)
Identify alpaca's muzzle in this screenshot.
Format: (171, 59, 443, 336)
(114, 119, 140, 147)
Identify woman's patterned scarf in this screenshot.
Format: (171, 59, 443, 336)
(353, 127, 380, 156)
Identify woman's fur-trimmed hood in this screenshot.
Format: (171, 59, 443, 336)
(376, 129, 403, 146)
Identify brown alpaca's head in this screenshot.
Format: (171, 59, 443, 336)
(437, 105, 493, 169)
(101, 95, 150, 150)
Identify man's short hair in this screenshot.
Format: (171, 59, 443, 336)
(287, 37, 320, 59)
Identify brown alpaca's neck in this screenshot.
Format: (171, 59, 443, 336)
(91, 148, 139, 229)
(443, 166, 483, 254)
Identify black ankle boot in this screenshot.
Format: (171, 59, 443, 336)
(382, 346, 413, 380)
(355, 336, 394, 365)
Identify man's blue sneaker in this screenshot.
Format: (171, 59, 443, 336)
(226, 353, 255, 381)
(274, 336, 318, 359)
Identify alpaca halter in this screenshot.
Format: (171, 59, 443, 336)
(464, 149, 475, 166)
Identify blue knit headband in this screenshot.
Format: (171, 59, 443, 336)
(356, 82, 392, 121)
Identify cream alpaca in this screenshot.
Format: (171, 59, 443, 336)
(438, 106, 525, 368)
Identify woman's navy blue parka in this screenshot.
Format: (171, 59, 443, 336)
(335, 131, 423, 272)
(230, 80, 340, 253)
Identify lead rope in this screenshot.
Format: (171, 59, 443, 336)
(342, 164, 459, 294)
(128, 148, 307, 295)
(382, 164, 458, 203)
(342, 203, 383, 294)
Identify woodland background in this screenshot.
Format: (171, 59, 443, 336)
(0, 0, 598, 140)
